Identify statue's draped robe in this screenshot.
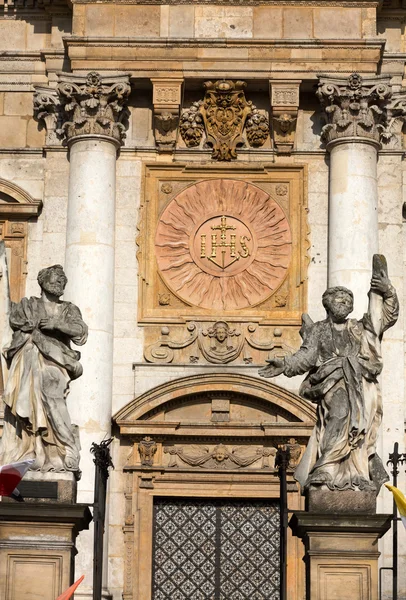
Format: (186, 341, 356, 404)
(289, 288, 399, 491)
(0, 296, 88, 472)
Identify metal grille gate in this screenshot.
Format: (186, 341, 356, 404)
(152, 497, 280, 600)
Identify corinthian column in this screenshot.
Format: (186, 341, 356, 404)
(56, 71, 130, 598)
(317, 74, 392, 314)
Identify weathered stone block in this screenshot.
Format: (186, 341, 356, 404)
(4, 92, 33, 117)
(26, 118, 46, 147)
(85, 4, 115, 36)
(169, 5, 195, 38)
(115, 6, 160, 37)
(0, 117, 27, 147)
(283, 8, 313, 39)
(253, 7, 282, 39)
(314, 8, 361, 39)
(0, 20, 26, 50)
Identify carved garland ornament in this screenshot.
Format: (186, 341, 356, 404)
(144, 321, 295, 364)
(164, 444, 277, 469)
(179, 80, 269, 160)
(155, 179, 292, 311)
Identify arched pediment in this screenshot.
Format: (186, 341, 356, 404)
(0, 179, 42, 218)
(114, 373, 316, 436)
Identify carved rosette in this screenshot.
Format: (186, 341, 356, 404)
(316, 73, 394, 146)
(57, 71, 131, 144)
(155, 179, 292, 311)
(180, 80, 269, 160)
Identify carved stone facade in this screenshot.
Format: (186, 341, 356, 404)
(114, 374, 314, 600)
(180, 80, 269, 160)
(34, 72, 131, 146)
(138, 165, 308, 329)
(1, 2, 406, 600)
(316, 74, 406, 147)
(270, 81, 301, 154)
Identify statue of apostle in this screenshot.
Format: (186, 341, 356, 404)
(259, 255, 398, 493)
(0, 264, 88, 475)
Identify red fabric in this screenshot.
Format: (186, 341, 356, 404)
(0, 467, 22, 497)
(56, 575, 84, 600)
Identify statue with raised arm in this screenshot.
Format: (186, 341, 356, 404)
(259, 255, 398, 495)
(0, 265, 88, 476)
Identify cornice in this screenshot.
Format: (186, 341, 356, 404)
(71, 0, 378, 5)
(65, 36, 384, 49)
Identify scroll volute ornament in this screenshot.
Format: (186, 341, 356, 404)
(316, 73, 392, 145)
(57, 71, 131, 144)
(180, 80, 269, 160)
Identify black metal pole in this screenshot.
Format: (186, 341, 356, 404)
(91, 438, 114, 600)
(276, 447, 290, 600)
(387, 441, 404, 600)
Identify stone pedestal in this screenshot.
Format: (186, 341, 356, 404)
(0, 502, 92, 600)
(290, 512, 391, 600)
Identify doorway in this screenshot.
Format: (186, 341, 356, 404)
(152, 497, 280, 600)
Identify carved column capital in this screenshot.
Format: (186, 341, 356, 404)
(33, 86, 61, 145)
(151, 78, 183, 153)
(57, 71, 131, 145)
(270, 80, 301, 154)
(316, 73, 393, 148)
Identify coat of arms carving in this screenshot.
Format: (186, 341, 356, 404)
(180, 80, 269, 160)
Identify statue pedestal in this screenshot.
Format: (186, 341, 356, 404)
(0, 502, 91, 600)
(290, 512, 392, 600)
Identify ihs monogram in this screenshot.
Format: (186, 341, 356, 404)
(200, 215, 251, 270)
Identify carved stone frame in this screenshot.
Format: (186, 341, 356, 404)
(114, 373, 316, 600)
(0, 178, 42, 302)
(137, 163, 308, 326)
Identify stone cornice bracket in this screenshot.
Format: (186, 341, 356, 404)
(56, 71, 131, 146)
(179, 79, 269, 161)
(151, 78, 183, 153)
(33, 86, 62, 146)
(269, 80, 301, 154)
(316, 73, 393, 148)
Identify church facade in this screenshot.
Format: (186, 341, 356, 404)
(0, 0, 405, 599)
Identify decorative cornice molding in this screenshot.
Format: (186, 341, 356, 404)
(71, 0, 378, 5)
(316, 73, 406, 147)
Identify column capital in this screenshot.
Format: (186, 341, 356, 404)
(57, 71, 131, 146)
(316, 73, 396, 148)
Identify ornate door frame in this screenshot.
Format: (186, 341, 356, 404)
(114, 373, 316, 600)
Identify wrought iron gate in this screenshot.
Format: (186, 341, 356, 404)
(152, 498, 280, 600)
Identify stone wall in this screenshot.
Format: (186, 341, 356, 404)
(0, 1, 405, 599)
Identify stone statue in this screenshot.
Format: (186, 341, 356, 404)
(259, 255, 398, 495)
(0, 264, 88, 475)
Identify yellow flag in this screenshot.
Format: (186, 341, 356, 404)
(385, 484, 406, 528)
